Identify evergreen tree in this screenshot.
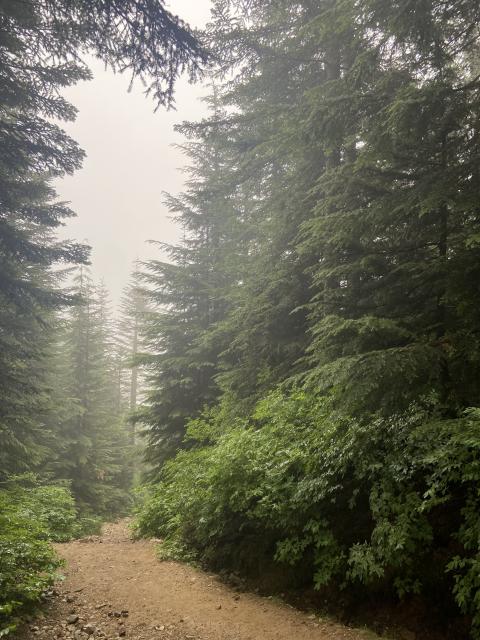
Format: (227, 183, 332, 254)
(50, 269, 132, 516)
(0, 0, 205, 476)
(117, 267, 149, 444)
(138, 1, 480, 634)
(138, 97, 243, 472)
(297, 0, 480, 415)
(206, 0, 346, 408)
(207, 0, 480, 418)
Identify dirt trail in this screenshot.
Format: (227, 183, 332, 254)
(17, 521, 375, 640)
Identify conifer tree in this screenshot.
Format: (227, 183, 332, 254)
(50, 269, 132, 515)
(297, 0, 480, 414)
(206, 0, 346, 407)
(0, 0, 205, 477)
(117, 267, 149, 444)
(136, 1, 480, 632)
(138, 97, 243, 471)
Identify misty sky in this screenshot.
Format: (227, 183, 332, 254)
(56, 0, 212, 304)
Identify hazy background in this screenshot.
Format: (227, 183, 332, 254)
(56, 0, 212, 304)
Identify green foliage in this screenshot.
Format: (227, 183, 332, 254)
(48, 269, 134, 518)
(0, 478, 80, 635)
(155, 538, 198, 564)
(2, 479, 78, 543)
(74, 514, 103, 539)
(0, 2, 204, 636)
(137, 389, 480, 635)
(138, 97, 244, 472)
(0, 0, 204, 475)
(133, 0, 480, 636)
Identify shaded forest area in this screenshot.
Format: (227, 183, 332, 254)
(0, 0, 204, 634)
(2, 1, 480, 639)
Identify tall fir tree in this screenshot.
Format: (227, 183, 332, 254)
(49, 269, 132, 516)
(206, 0, 347, 408)
(138, 95, 244, 472)
(137, 3, 480, 632)
(0, 0, 205, 477)
(297, 0, 480, 415)
(117, 266, 149, 444)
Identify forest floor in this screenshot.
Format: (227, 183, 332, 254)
(15, 520, 379, 640)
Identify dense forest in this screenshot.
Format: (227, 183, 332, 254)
(0, 0, 203, 634)
(1, 1, 480, 638)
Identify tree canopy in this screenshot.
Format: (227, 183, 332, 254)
(136, 2, 480, 637)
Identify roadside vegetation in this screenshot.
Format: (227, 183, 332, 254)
(134, 2, 480, 638)
(2, 0, 480, 638)
(0, 0, 203, 634)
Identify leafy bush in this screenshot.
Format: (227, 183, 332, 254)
(74, 513, 103, 538)
(3, 481, 78, 542)
(0, 478, 79, 635)
(136, 388, 480, 637)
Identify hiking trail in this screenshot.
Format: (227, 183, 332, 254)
(16, 521, 375, 640)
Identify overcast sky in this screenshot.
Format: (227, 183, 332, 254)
(56, 0, 212, 304)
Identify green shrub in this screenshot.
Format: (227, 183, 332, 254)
(3, 482, 78, 543)
(136, 389, 480, 637)
(74, 513, 103, 538)
(0, 477, 79, 635)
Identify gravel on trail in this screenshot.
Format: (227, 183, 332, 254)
(15, 520, 376, 640)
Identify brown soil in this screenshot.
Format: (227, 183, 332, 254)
(16, 520, 378, 640)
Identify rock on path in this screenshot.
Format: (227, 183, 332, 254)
(15, 520, 376, 640)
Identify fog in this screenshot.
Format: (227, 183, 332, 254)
(56, 0, 212, 304)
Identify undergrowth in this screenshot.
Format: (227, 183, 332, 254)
(0, 476, 102, 636)
(136, 389, 480, 638)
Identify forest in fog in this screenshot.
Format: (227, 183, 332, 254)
(2, 1, 480, 639)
